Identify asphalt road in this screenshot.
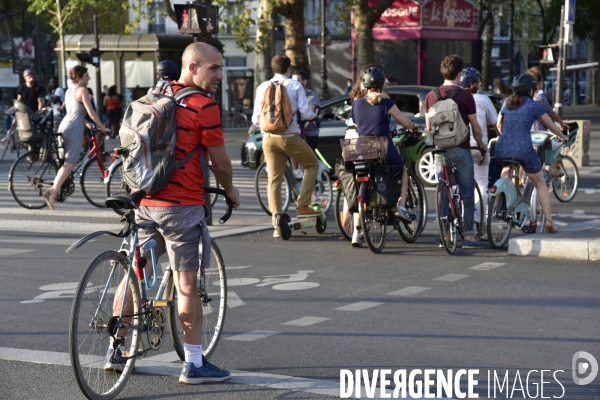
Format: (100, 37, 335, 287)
(0, 115, 599, 399)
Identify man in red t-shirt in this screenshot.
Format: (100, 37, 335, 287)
(116, 42, 240, 383)
(424, 54, 487, 249)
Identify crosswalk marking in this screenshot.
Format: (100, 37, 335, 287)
(0, 248, 36, 256)
(433, 274, 470, 282)
(335, 301, 383, 312)
(225, 330, 280, 342)
(469, 262, 506, 271)
(282, 316, 330, 326)
(387, 286, 432, 296)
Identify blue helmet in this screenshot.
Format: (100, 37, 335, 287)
(511, 73, 538, 94)
(156, 60, 179, 81)
(458, 67, 481, 88)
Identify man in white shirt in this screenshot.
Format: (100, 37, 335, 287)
(252, 55, 319, 237)
(458, 67, 498, 235)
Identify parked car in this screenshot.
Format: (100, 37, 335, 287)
(242, 85, 440, 185)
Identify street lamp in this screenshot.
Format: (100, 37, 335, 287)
(508, 0, 515, 83)
(320, 0, 330, 100)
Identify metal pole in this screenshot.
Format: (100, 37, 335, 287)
(320, 0, 329, 100)
(508, 0, 515, 83)
(93, 12, 102, 121)
(555, 6, 565, 118)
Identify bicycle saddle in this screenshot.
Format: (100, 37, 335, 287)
(105, 190, 147, 210)
(431, 148, 447, 155)
(500, 159, 521, 167)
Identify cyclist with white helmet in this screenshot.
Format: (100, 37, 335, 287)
(458, 67, 498, 236)
(350, 66, 419, 246)
(494, 74, 568, 233)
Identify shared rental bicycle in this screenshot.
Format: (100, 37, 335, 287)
(67, 188, 232, 400)
(0, 113, 23, 163)
(434, 147, 485, 255)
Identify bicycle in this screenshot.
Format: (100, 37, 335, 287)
(66, 188, 233, 400)
(0, 113, 23, 163)
(434, 147, 485, 255)
(224, 108, 249, 128)
(486, 132, 568, 249)
(8, 124, 120, 210)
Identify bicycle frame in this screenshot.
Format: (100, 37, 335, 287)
(70, 130, 109, 178)
(438, 163, 462, 229)
(489, 173, 536, 230)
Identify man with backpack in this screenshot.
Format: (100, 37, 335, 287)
(424, 54, 488, 249)
(121, 42, 239, 384)
(252, 54, 320, 238)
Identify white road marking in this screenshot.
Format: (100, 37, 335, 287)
(225, 330, 280, 342)
(0, 236, 85, 246)
(223, 277, 261, 286)
(282, 317, 330, 326)
(573, 209, 585, 215)
(227, 291, 246, 308)
(433, 274, 470, 282)
(387, 286, 432, 296)
(0, 248, 35, 256)
(553, 220, 568, 226)
(469, 262, 506, 271)
(1, 346, 451, 399)
(38, 282, 79, 291)
(272, 282, 320, 290)
(335, 301, 383, 312)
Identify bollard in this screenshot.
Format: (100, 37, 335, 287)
(562, 119, 590, 168)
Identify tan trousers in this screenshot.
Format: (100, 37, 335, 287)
(262, 133, 318, 225)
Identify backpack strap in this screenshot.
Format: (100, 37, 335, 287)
(174, 87, 203, 101)
(433, 88, 443, 102)
(174, 142, 202, 169)
(448, 86, 463, 100)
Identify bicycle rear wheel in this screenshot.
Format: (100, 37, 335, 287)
(398, 172, 427, 243)
(472, 184, 485, 240)
(436, 183, 457, 255)
(359, 182, 387, 253)
(81, 157, 106, 208)
(552, 155, 578, 202)
(70, 251, 140, 400)
(105, 159, 131, 216)
(254, 162, 291, 216)
(487, 193, 512, 249)
(314, 170, 333, 214)
(529, 188, 546, 234)
(334, 189, 353, 241)
(9, 151, 58, 209)
(169, 238, 227, 361)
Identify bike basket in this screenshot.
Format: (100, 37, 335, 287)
(250, 128, 263, 151)
(404, 134, 427, 162)
(340, 136, 388, 161)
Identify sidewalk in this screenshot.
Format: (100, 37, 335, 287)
(508, 219, 600, 261)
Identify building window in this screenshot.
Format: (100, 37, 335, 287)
(226, 57, 246, 67)
(148, 2, 165, 34)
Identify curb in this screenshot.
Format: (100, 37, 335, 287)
(508, 219, 600, 261)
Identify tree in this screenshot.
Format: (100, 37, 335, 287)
(352, 0, 396, 74)
(276, 0, 308, 71)
(573, 0, 600, 105)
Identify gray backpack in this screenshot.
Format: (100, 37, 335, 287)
(425, 87, 470, 148)
(119, 84, 202, 195)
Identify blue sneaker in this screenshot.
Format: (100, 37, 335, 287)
(462, 239, 484, 249)
(179, 357, 230, 384)
(104, 347, 127, 372)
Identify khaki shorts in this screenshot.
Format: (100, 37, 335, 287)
(135, 205, 211, 272)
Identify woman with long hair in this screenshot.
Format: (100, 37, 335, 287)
(43, 65, 109, 210)
(494, 74, 568, 233)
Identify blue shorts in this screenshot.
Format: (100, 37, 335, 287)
(494, 145, 541, 174)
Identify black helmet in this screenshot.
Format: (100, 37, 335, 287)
(156, 60, 179, 80)
(511, 74, 537, 93)
(361, 67, 385, 89)
(458, 67, 481, 88)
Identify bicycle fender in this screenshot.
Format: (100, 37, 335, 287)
(104, 158, 123, 184)
(490, 178, 518, 205)
(65, 229, 127, 254)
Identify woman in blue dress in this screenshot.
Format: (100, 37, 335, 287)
(494, 74, 568, 233)
(349, 66, 419, 246)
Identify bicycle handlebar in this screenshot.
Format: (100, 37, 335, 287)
(469, 146, 487, 166)
(203, 187, 234, 224)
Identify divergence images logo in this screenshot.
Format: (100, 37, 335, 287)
(572, 351, 598, 386)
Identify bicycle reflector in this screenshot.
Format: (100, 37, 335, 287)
(357, 176, 369, 183)
(490, 185, 497, 194)
(333, 180, 340, 188)
(357, 195, 363, 203)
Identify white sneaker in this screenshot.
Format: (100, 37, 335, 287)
(273, 228, 280, 238)
(351, 231, 364, 247)
(293, 168, 304, 179)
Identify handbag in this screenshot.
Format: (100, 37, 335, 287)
(334, 159, 358, 214)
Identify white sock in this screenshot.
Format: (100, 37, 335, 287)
(184, 343, 203, 366)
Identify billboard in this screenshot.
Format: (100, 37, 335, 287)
(370, 0, 421, 30)
(422, 0, 478, 30)
(12, 37, 35, 74)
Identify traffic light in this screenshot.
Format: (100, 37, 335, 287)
(76, 48, 100, 67)
(174, 3, 219, 35)
(539, 45, 558, 64)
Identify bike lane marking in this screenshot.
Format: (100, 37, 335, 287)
(281, 317, 330, 326)
(433, 274, 470, 282)
(335, 301, 383, 312)
(469, 262, 505, 271)
(225, 330, 280, 342)
(387, 286, 432, 296)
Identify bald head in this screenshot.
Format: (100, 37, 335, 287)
(179, 42, 224, 94)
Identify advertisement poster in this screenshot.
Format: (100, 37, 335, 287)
(12, 37, 35, 75)
(228, 74, 253, 111)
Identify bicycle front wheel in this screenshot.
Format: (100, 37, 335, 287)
(472, 184, 485, 240)
(398, 172, 427, 243)
(530, 187, 546, 234)
(0, 132, 12, 163)
(9, 152, 58, 209)
(70, 251, 140, 400)
(105, 159, 131, 216)
(170, 238, 227, 361)
(334, 189, 353, 241)
(207, 165, 220, 207)
(254, 162, 291, 216)
(314, 170, 333, 214)
(81, 157, 107, 208)
(436, 183, 457, 255)
(359, 182, 387, 253)
(552, 155, 579, 202)
(487, 193, 512, 249)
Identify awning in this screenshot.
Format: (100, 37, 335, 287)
(55, 34, 192, 52)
